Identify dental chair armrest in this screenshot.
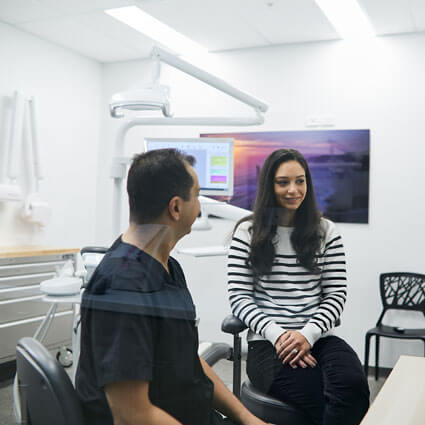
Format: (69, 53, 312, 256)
(221, 315, 246, 398)
(199, 342, 232, 366)
(80, 246, 108, 255)
(221, 315, 247, 335)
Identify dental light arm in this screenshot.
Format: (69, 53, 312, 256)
(198, 196, 251, 222)
(8, 91, 24, 183)
(150, 46, 268, 114)
(176, 196, 251, 257)
(110, 46, 268, 120)
(28, 97, 44, 191)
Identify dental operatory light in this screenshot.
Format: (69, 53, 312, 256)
(110, 83, 171, 118)
(314, 0, 375, 40)
(109, 46, 268, 237)
(109, 46, 268, 123)
(105, 5, 208, 58)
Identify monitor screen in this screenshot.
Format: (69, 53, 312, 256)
(144, 138, 234, 197)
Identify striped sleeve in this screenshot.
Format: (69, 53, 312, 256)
(299, 220, 347, 346)
(227, 224, 285, 345)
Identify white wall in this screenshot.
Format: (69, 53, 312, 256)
(0, 22, 102, 247)
(98, 33, 425, 367)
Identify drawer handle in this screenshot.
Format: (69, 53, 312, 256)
(0, 295, 44, 305)
(0, 272, 55, 283)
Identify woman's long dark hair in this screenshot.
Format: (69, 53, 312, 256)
(235, 149, 323, 280)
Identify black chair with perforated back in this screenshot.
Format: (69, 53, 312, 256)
(16, 337, 84, 425)
(222, 315, 314, 425)
(364, 272, 425, 380)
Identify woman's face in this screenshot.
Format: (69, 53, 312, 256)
(273, 160, 307, 212)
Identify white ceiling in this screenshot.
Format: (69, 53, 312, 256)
(1, 0, 424, 63)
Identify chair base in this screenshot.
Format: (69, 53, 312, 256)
(241, 380, 313, 425)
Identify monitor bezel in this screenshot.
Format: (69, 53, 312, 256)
(143, 137, 234, 197)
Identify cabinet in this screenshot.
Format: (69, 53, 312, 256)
(0, 246, 79, 363)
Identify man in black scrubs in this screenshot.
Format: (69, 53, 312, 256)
(76, 149, 266, 425)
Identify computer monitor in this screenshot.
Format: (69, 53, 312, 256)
(144, 138, 234, 197)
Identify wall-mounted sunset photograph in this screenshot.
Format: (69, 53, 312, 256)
(201, 130, 370, 224)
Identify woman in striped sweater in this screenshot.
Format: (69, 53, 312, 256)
(227, 149, 369, 425)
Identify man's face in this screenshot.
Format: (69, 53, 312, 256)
(179, 165, 201, 236)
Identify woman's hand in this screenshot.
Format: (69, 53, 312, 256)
(274, 331, 317, 368)
(292, 352, 317, 369)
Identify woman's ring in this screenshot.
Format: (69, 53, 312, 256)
(292, 348, 298, 354)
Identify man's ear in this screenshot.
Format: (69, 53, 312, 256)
(168, 196, 182, 221)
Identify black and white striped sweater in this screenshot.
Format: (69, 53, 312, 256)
(227, 218, 347, 347)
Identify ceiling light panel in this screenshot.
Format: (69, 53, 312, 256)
(409, 0, 425, 32)
(314, 0, 375, 39)
(36, 0, 132, 14)
(237, 0, 339, 45)
(357, 0, 416, 36)
(131, 0, 269, 52)
(105, 5, 208, 57)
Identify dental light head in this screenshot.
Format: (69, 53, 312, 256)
(109, 46, 268, 122)
(110, 83, 171, 118)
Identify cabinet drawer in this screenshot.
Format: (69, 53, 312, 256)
(0, 312, 73, 362)
(0, 254, 73, 267)
(0, 285, 41, 301)
(0, 298, 72, 324)
(0, 261, 66, 278)
(0, 272, 56, 288)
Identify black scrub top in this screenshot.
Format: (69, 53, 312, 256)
(75, 238, 215, 425)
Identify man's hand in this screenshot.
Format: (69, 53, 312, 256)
(275, 331, 317, 369)
(238, 413, 270, 425)
(199, 358, 268, 425)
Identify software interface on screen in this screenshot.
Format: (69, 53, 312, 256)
(144, 138, 234, 196)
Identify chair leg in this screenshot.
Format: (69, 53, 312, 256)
(375, 336, 380, 381)
(364, 334, 371, 378)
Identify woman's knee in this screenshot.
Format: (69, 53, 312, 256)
(349, 369, 369, 389)
(337, 369, 370, 405)
(317, 336, 369, 400)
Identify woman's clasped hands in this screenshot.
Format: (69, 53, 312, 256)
(274, 330, 317, 369)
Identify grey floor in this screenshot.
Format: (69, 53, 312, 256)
(0, 359, 385, 425)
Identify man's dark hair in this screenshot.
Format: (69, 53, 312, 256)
(127, 149, 195, 224)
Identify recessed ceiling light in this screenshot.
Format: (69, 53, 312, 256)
(105, 6, 208, 57)
(314, 0, 375, 40)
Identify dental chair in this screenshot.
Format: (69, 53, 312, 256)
(12, 247, 108, 425)
(222, 315, 314, 425)
(15, 336, 232, 425)
(16, 337, 84, 425)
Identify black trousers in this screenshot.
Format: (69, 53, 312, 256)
(247, 336, 370, 425)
